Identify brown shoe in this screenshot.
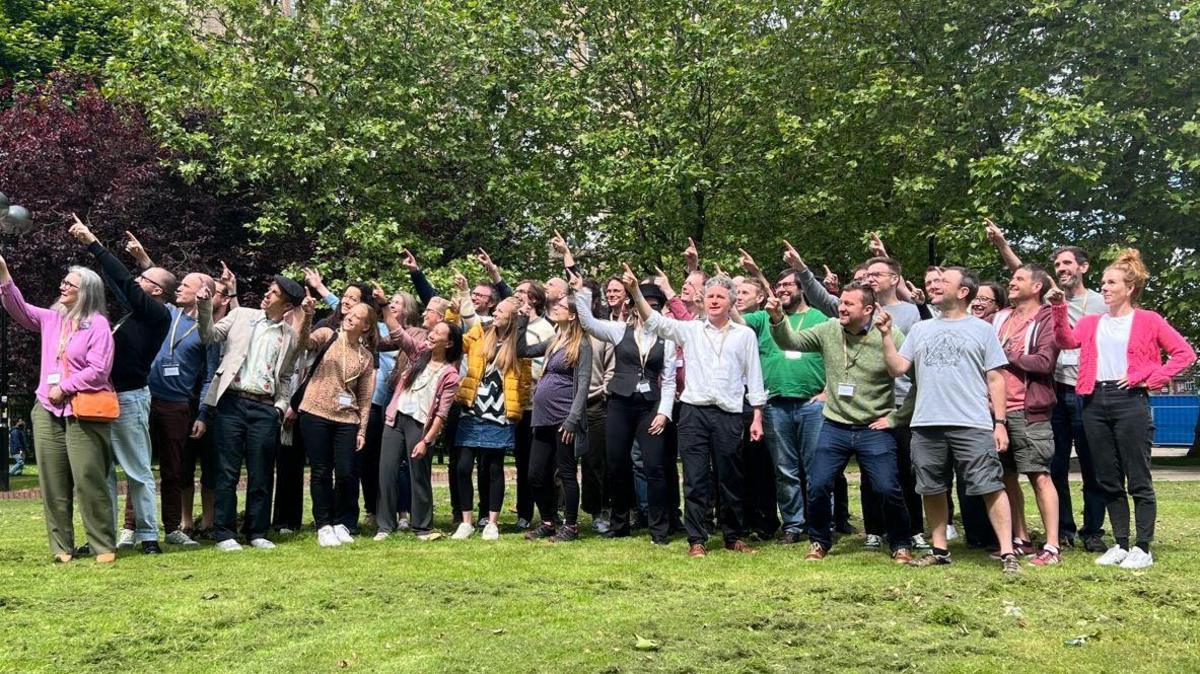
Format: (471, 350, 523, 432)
(687, 543, 707, 558)
(891, 547, 914, 564)
(724, 539, 756, 554)
(804, 541, 827, 561)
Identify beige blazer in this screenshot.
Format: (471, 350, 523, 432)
(198, 303, 310, 415)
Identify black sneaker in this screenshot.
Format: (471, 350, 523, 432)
(1083, 534, 1108, 553)
(601, 527, 631, 539)
(551, 524, 579, 543)
(141, 541, 163, 555)
(632, 513, 649, 530)
(651, 536, 670, 547)
(778, 531, 806, 545)
(524, 523, 556, 541)
(73, 543, 93, 557)
(834, 521, 858, 535)
(908, 552, 952, 567)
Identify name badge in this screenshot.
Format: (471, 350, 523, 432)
(162, 362, 181, 377)
(837, 382, 856, 398)
(337, 393, 354, 407)
(783, 351, 803, 360)
(47, 373, 61, 385)
(636, 379, 652, 393)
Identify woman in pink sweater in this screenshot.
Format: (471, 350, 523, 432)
(1048, 249, 1196, 570)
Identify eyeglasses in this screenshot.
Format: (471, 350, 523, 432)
(138, 273, 165, 291)
(60, 280, 79, 290)
(470, 291, 492, 300)
(865, 271, 897, 279)
(973, 297, 997, 306)
(775, 281, 798, 289)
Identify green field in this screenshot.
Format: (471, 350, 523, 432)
(2, 480, 1199, 673)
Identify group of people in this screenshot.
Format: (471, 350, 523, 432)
(1, 216, 1193, 573)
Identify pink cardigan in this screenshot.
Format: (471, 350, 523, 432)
(1, 280, 115, 417)
(383, 327, 461, 435)
(1051, 303, 1196, 394)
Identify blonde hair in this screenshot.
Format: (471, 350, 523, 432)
(1106, 248, 1149, 300)
(548, 292, 584, 367)
(482, 296, 522, 375)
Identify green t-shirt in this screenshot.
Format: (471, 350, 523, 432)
(743, 309, 828, 400)
(769, 318, 907, 427)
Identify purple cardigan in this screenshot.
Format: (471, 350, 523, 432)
(1, 280, 115, 417)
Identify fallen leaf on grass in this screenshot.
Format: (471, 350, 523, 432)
(634, 635, 660, 652)
(492, 629, 505, 635)
(201, 593, 218, 600)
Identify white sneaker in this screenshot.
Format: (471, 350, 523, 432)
(864, 534, 883, 549)
(117, 528, 136, 549)
(451, 522, 475, 540)
(333, 524, 355, 544)
(482, 522, 500, 541)
(1119, 547, 1153, 570)
(946, 525, 959, 541)
(317, 525, 341, 547)
(397, 517, 411, 532)
(1096, 545, 1129, 566)
(215, 539, 242, 552)
(373, 531, 390, 542)
(165, 529, 199, 546)
(912, 533, 931, 551)
(277, 528, 296, 536)
(249, 537, 275, 550)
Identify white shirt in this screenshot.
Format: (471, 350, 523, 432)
(644, 312, 766, 414)
(1096, 313, 1133, 382)
(576, 289, 678, 419)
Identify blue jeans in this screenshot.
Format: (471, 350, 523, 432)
(807, 422, 911, 551)
(1051, 385, 1107, 539)
(763, 398, 825, 534)
(107, 387, 158, 542)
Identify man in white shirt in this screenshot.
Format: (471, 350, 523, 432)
(623, 265, 766, 557)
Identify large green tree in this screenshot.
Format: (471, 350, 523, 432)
(1, 0, 129, 82)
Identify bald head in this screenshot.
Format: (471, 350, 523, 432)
(174, 272, 214, 308)
(545, 277, 568, 303)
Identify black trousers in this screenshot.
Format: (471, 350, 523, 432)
(581, 399, 607, 518)
(862, 426, 924, 537)
(357, 403, 386, 518)
(530, 424, 580, 525)
(272, 427, 305, 531)
(514, 411, 536, 522)
(211, 395, 278, 542)
(1083, 386, 1156, 544)
(299, 412, 360, 529)
(607, 394, 669, 539)
(677, 404, 746, 545)
(444, 404, 464, 517)
(741, 417, 780, 538)
(456, 446, 505, 514)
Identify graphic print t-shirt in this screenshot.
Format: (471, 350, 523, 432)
(899, 315, 1008, 430)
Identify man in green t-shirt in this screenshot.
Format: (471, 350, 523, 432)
(740, 253, 835, 544)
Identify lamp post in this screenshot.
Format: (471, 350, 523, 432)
(0, 192, 34, 491)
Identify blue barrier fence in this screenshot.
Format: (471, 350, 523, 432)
(1151, 395, 1198, 446)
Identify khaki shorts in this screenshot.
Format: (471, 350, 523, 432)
(999, 413, 1053, 475)
(911, 426, 1005, 497)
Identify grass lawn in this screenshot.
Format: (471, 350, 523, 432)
(2, 481, 1200, 673)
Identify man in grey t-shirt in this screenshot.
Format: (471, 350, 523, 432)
(985, 221, 1110, 551)
(882, 266, 1019, 572)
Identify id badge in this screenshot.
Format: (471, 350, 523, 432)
(337, 393, 354, 407)
(636, 379, 652, 393)
(47, 372, 61, 385)
(783, 351, 803, 360)
(837, 382, 856, 398)
(162, 361, 181, 377)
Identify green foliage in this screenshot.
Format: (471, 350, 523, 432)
(103, 0, 1200, 339)
(0, 0, 129, 82)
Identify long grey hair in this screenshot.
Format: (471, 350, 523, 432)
(51, 266, 107, 325)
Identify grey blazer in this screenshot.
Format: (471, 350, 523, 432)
(197, 303, 310, 415)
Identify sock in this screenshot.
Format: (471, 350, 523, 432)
(1117, 537, 1130, 550)
(932, 547, 950, 557)
(1135, 541, 1151, 553)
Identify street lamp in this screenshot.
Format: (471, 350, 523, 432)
(0, 192, 35, 491)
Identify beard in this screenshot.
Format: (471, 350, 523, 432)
(1058, 271, 1082, 290)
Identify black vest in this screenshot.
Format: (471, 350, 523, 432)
(608, 325, 665, 400)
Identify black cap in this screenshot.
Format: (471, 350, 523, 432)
(273, 275, 306, 306)
(640, 284, 667, 305)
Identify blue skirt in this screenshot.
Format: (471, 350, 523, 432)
(455, 413, 514, 450)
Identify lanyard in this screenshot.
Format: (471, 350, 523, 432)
(841, 326, 869, 373)
(633, 327, 656, 373)
(701, 321, 729, 364)
(338, 334, 369, 385)
(167, 308, 198, 357)
(999, 310, 1032, 350)
(110, 314, 131, 335)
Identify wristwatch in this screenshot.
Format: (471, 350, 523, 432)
(994, 418, 1008, 427)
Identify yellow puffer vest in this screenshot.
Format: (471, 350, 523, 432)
(455, 323, 531, 421)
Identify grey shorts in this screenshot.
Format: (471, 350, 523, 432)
(911, 426, 1005, 497)
(999, 413, 1053, 475)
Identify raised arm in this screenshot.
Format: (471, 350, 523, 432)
(196, 288, 237, 344)
(0, 256, 53, 332)
(514, 315, 550, 358)
(401, 248, 439, 305)
(985, 219, 1023, 272)
(1045, 287, 1083, 350)
(764, 296, 823, 352)
(783, 238, 839, 316)
(123, 230, 154, 270)
(574, 287, 627, 345)
(876, 308, 912, 376)
(72, 217, 168, 322)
